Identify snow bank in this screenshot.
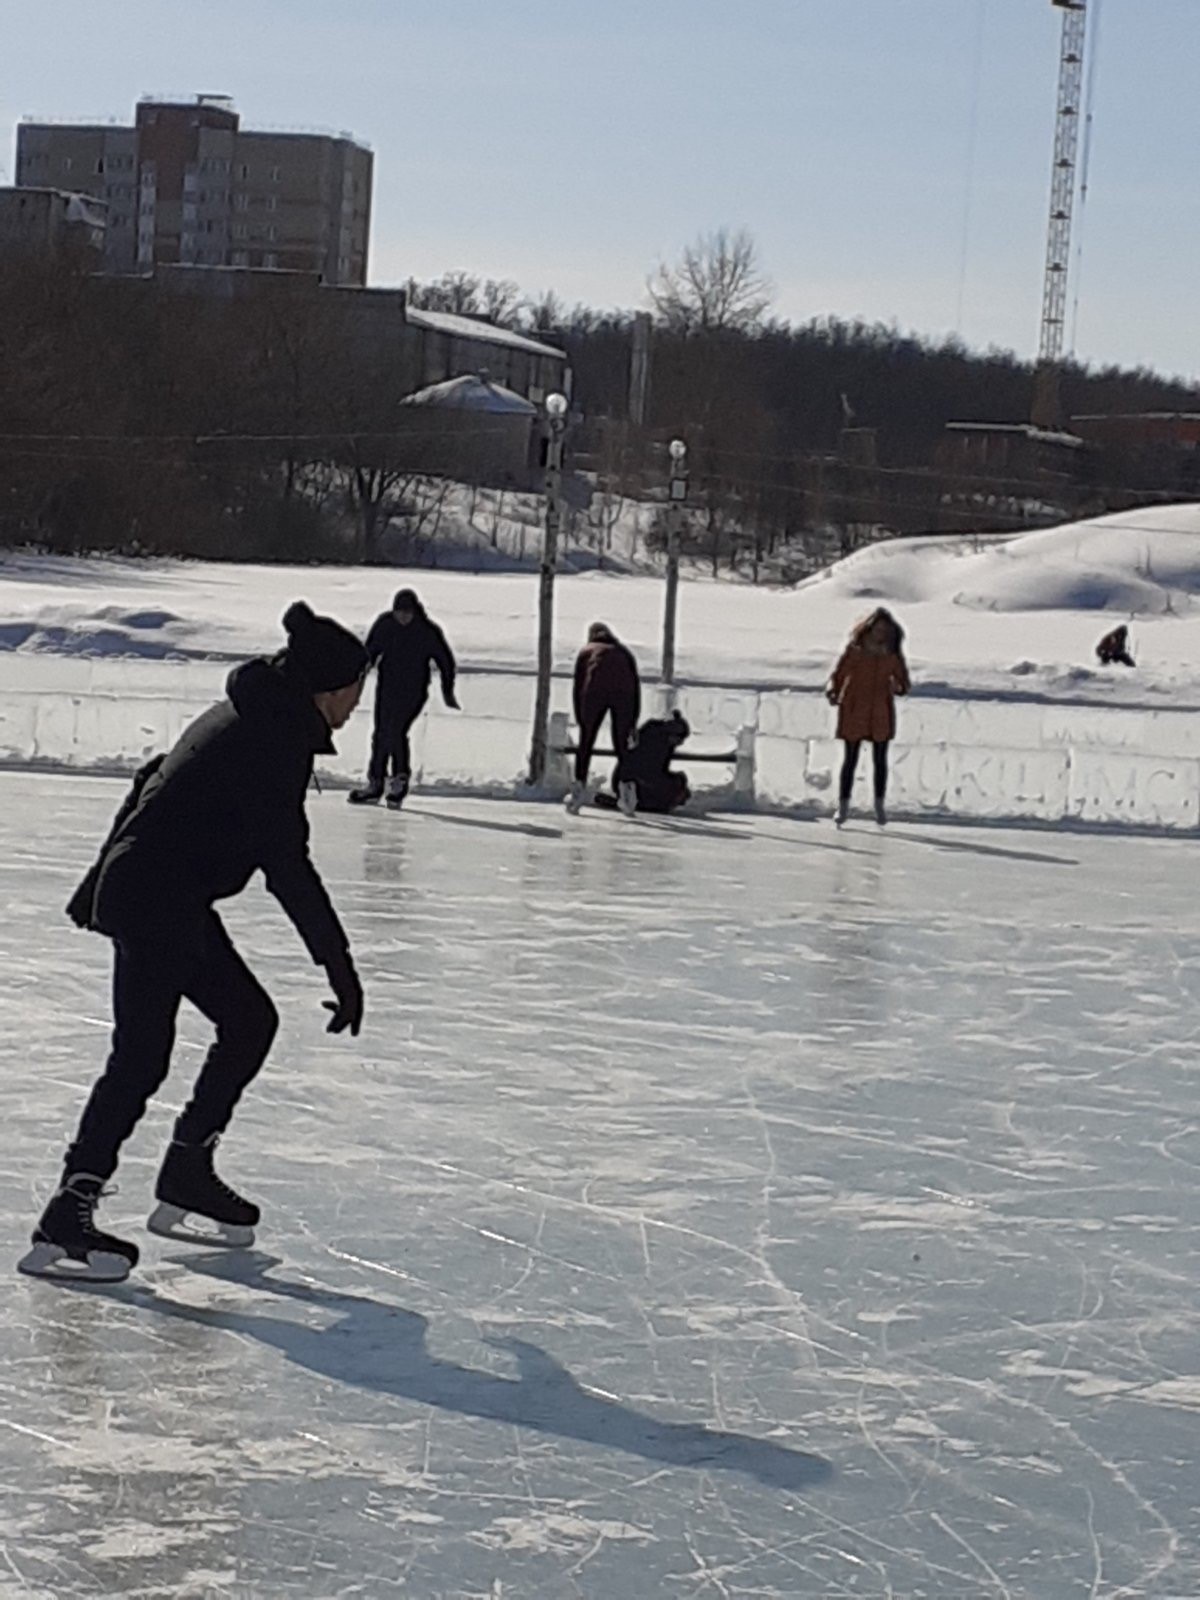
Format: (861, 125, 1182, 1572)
(809, 503, 1200, 616)
(4, 502, 1200, 827)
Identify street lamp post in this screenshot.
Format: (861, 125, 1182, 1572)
(661, 437, 688, 689)
(528, 391, 569, 787)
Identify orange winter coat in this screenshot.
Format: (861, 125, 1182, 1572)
(827, 646, 910, 743)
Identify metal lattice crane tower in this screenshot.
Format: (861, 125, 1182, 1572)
(1032, 0, 1089, 430)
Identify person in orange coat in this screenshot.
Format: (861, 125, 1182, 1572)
(826, 608, 910, 826)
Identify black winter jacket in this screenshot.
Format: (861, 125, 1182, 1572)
(66, 655, 351, 966)
(366, 611, 456, 706)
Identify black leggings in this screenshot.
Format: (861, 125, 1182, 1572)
(840, 740, 889, 804)
(65, 912, 279, 1181)
(575, 699, 636, 785)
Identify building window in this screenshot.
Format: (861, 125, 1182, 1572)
(238, 163, 249, 180)
(232, 250, 249, 266)
(232, 223, 248, 240)
(269, 164, 281, 182)
(62, 157, 72, 172)
(263, 252, 278, 269)
(266, 195, 277, 211)
(266, 224, 277, 241)
(234, 193, 250, 211)
(94, 158, 105, 175)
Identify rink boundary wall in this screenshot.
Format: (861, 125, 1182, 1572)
(1, 657, 1198, 834)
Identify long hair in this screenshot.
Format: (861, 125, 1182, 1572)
(850, 607, 905, 655)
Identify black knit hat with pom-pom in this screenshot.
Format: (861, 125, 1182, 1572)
(281, 601, 368, 692)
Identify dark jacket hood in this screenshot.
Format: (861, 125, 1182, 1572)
(392, 589, 428, 619)
(226, 654, 335, 754)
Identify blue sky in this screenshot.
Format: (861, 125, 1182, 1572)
(3, 0, 1197, 379)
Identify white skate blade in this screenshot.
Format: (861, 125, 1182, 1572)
(17, 1240, 132, 1283)
(147, 1202, 255, 1249)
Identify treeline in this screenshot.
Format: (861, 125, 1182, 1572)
(0, 254, 430, 562)
(3, 238, 1198, 572)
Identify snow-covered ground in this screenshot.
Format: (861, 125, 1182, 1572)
(3, 504, 1200, 700)
(3, 773, 1198, 1597)
(4, 503, 1200, 828)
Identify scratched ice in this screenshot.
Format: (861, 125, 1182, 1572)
(1, 769, 1198, 1598)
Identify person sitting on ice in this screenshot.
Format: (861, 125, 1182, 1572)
(1096, 624, 1135, 668)
(596, 710, 692, 816)
(19, 602, 368, 1284)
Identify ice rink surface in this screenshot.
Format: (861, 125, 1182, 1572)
(1, 771, 1198, 1598)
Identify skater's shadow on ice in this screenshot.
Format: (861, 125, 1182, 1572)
(634, 815, 752, 842)
(405, 806, 564, 841)
(882, 828, 1078, 867)
(126, 1253, 832, 1493)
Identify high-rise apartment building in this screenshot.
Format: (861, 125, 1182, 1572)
(15, 95, 372, 284)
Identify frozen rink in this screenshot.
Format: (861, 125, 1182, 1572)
(2, 772, 1199, 1599)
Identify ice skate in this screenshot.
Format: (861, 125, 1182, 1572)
(148, 1134, 258, 1248)
(564, 781, 586, 815)
(835, 799, 849, 828)
(874, 798, 887, 826)
(348, 781, 383, 805)
(617, 780, 638, 818)
(385, 772, 410, 810)
(18, 1174, 139, 1283)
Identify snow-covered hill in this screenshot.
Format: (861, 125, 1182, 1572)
(2, 502, 1200, 705)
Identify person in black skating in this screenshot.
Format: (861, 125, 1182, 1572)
(349, 588, 459, 809)
(19, 603, 368, 1284)
(1096, 624, 1135, 668)
(567, 622, 641, 814)
(596, 710, 692, 815)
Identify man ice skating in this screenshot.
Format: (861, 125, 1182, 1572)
(349, 588, 459, 809)
(19, 602, 368, 1284)
(567, 622, 641, 814)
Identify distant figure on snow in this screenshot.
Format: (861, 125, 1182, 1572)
(1096, 624, 1135, 668)
(568, 622, 640, 814)
(350, 589, 459, 809)
(597, 710, 692, 816)
(826, 607, 910, 827)
(20, 602, 368, 1284)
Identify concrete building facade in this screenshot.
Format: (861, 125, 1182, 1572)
(15, 95, 371, 283)
(0, 186, 107, 261)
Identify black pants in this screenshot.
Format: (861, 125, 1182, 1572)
(65, 912, 279, 1181)
(839, 739, 889, 804)
(576, 698, 636, 785)
(368, 692, 427, 788)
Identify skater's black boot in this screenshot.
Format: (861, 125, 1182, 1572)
(18, 1174, 139, 1283)
(348, 780, 383, 805)
(149, 1134, 259, 1248)
(385, 772, 410, 809)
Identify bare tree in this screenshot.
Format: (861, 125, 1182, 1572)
(480, 278, 522, 326)
(648, 227, 772, 335)
(407, 271, 523, 327)
(522, 289, 566, 334)
(408, 270, 482, 315)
